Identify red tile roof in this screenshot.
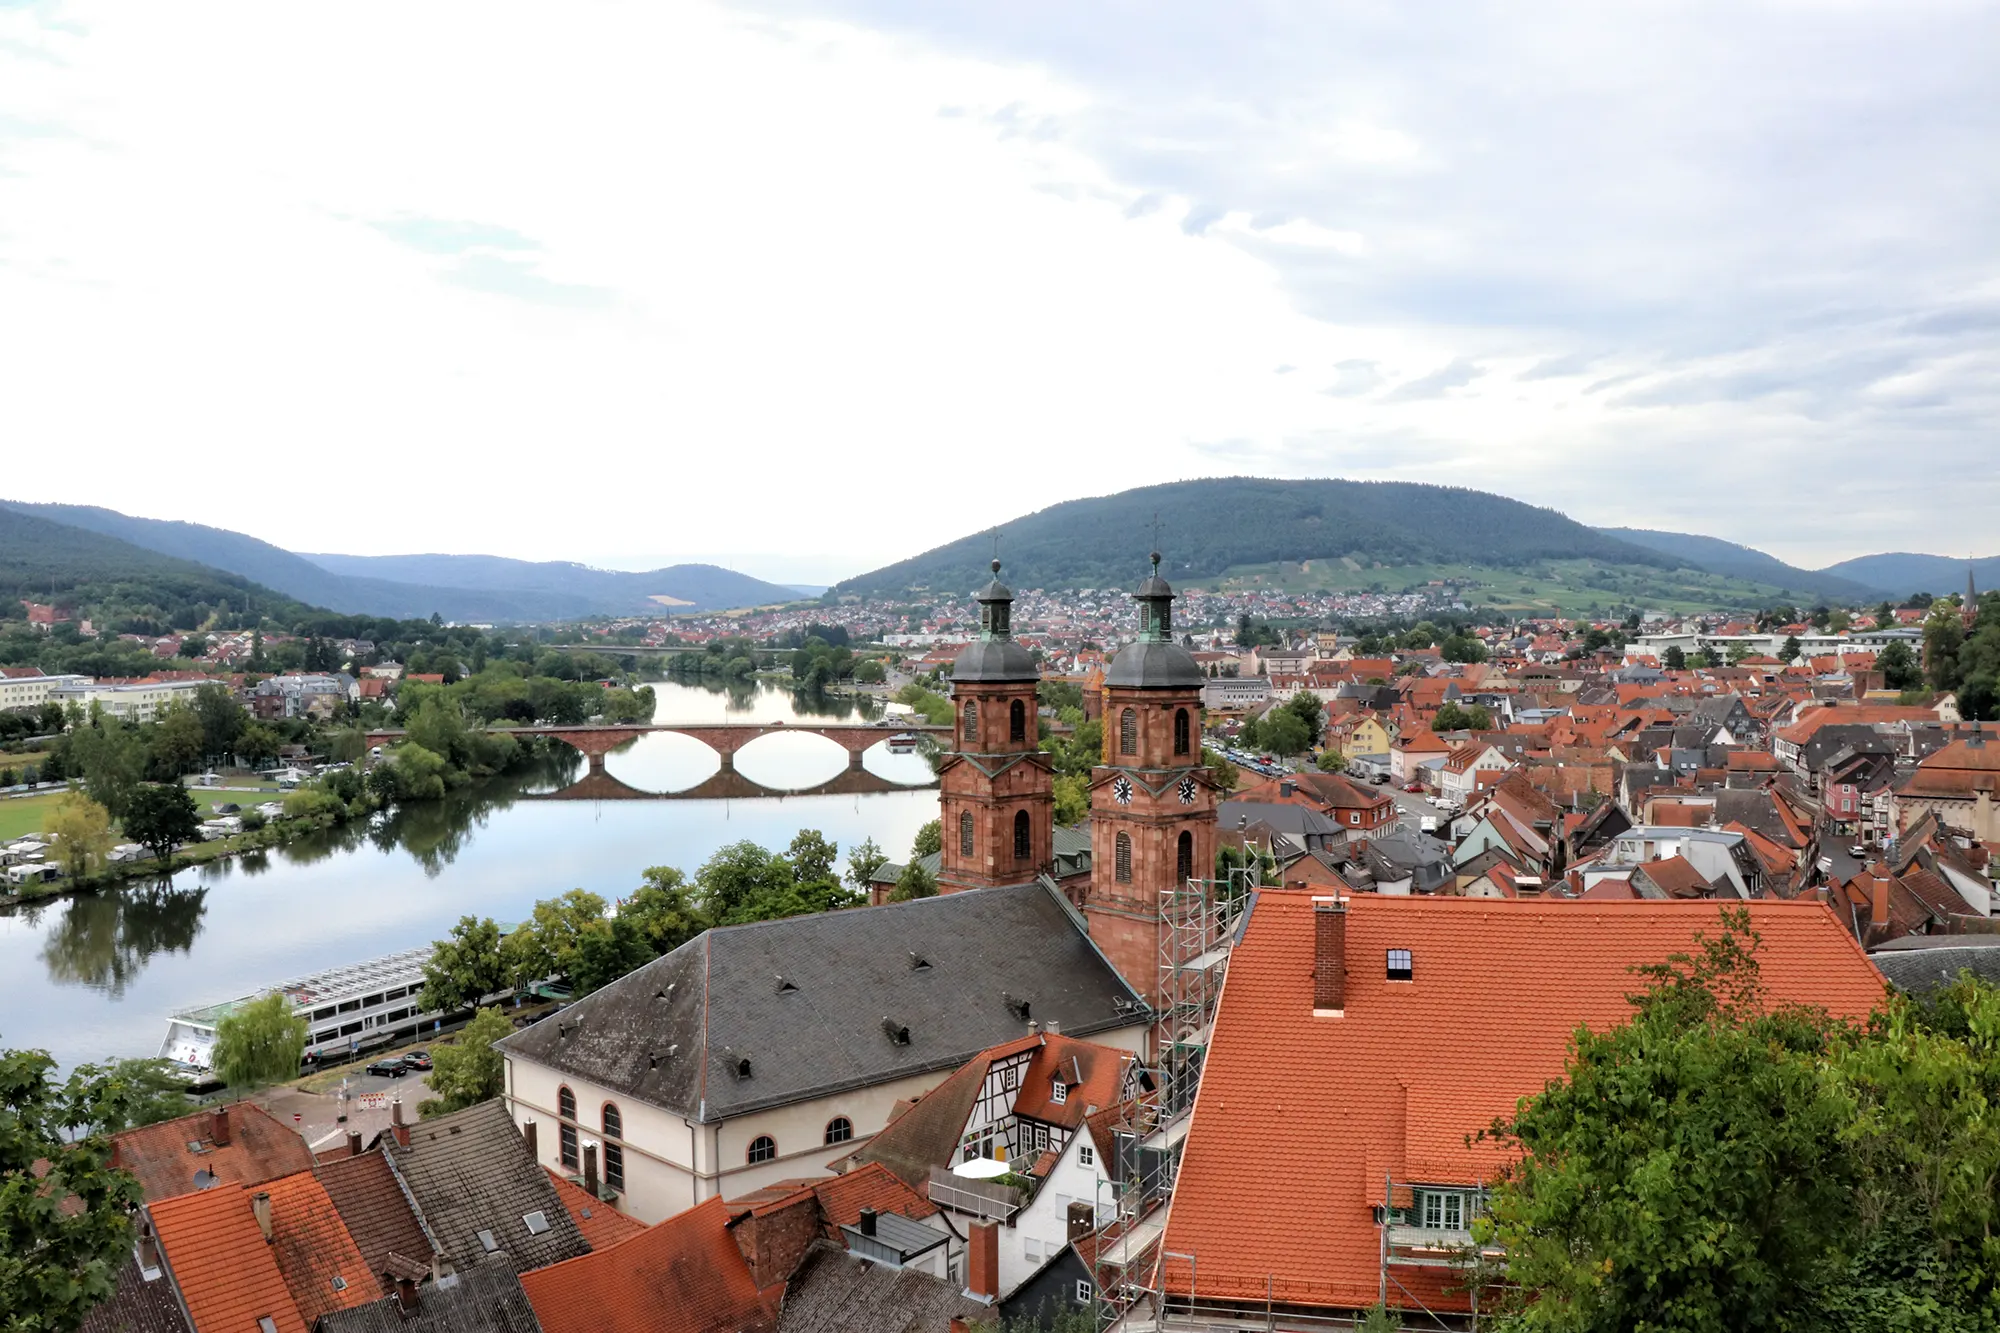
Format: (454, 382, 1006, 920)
(520, 1196, 775, 1333)
(260, 1170, 376, 1324)
(115, 1103, 314, 1204)
(544, 1167, 648, 1251)
(1160, 892, 1887, 1316)
(150, 1185, 310, 1333)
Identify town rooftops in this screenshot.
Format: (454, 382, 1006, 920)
(1870, 935, 2000, 997)
(382, 1100, 590, 1274)
(519, 1196, 775, 1333)
(498, 881, 1147, 1122)
(149, 1184, 310, 1333)
(314, 1151, 435, 1296)
(114, 1103, 314, 1203)
(543, 1167, 648, 1252)
(316, 1257, 544, 1333)
(1160, 892, 1886, 1317)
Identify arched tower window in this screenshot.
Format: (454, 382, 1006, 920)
(1177, 831, 1194, 883)
(1120, 708, 1137, 756)
(959, 810, 975, 857)
(963, 698, 978, 747)
(1174, 708, 1190, 756)
(1114, 832, 1132, 883)
(557, 1086, 578, 1169)
(601, 1103, 624, 1190)
(1010, 698, 1027, 742)
(1014, 809, 1031, 860)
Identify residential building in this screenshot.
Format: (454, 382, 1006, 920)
(1892, 728, 2000, 842)
(0, 671, 90, 712)
(1158, 893, 1886, 1324)
(520, 1196, 776, 1333)
(1437, 743, 1514, 804)
(49, 678, 211, 723)
(497, 882, 1148, 1223)
(1200, 676, 1272, 711)
(1232, 771, 1398, 836)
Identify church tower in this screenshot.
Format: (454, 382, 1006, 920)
(1084, 553, 1218, 1008)
(936, 561, 1054, 893)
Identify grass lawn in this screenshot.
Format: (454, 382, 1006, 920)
(0, 788, 277, 841)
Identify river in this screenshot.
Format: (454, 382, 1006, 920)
(0, 680, 940, 1071)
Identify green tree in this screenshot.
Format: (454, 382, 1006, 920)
(621, 866, 709, 954)
(1440, 634, 1488, 664)
(598, 686, 654, 723)
(1877, 640, 1922, 691)
(1280, 690, 1326, 747)
(1315, 748, 1347, 772)
(210, 991, 308, 1090)
(236, 721, 281, 766)
(911, 819, 942, 860)
(1203, 748, 1239, 793)
(786, 829, 839, 885)
(569, 916, 654, 994)
(853, 658, 886, 684)
(193, 683, 246, 760)
(845, 837, 889, 890)
(501, 889, 608, 988)
(46, 790, 115, 881)
(0, 1048, 146, 1333)
(419, 916, 509, 1013)
(1053, 773, 1090, 825)
(1486, 911, 1860, 1332)
(85, 1058, 195, 1133)
(66, 722, 147, 820)
(148, 703, 205, 778)
(1664, 645, 1687, 671)
(121, 782, 201, 866)
(419, 1006, 513, 1117)
(1780, 634, 1802, 663)
(1258, 708, 1310, 756)
(889, 859, 938, 901)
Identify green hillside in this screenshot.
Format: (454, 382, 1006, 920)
(1596, 528, 1884, 602)
(837, 478, 1676, 597)
(1819, 552, 2000, 600)
(0, 505, 312, 636)
(1211, 558, 1796, 616)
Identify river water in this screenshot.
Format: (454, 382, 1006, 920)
(0, 681, 939, 1070)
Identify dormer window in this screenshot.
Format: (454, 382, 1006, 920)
(1386, 949, 1413, 981)
(1051, 1079, 1068, 1104)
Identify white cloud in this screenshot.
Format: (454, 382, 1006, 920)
(1, 0, 1995, 580)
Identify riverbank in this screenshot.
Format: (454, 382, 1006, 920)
(0, 807, 348, 904)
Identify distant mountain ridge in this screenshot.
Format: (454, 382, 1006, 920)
(1, 502, 800, 621)
(1818, 552, 2000, 599)
(1595, 528, 1883, 603)
(836, 478, 1677, 597)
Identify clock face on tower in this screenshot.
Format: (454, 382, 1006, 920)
(1112, 775, 1134, 806)
(1178, 775, 1198, 805)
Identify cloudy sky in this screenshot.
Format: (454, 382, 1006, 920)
(3, 1, 1995, 584)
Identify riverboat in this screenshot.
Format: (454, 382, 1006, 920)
(159, 944, 443, 1073)
(886, 733, 920, 754)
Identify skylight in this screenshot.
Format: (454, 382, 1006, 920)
(1386, 948, 1414, 982)
(477, 1229, 498, 1253)
(523, 1210, 550, 1236)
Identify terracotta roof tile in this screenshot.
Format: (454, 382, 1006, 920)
(150, 1184, 310, 1333)
(312, 1152, 433, 1298)
(260, 1171, 376, 1323)
(520, 1196, 775, 1333)
(543, 1167, 648, 1251)
(1160, 893, 1887, 1316)
(115, 1104, 313, 1205)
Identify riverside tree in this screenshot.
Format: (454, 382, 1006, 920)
(418, 915, 509, 1013)
(210, 991, 308, 1090)
(420, 1006, 513, 1117)
(46, 790, 115, 880)
(121, 782, 201, 866)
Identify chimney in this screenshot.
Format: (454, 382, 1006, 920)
(346, 1130, 362, 1159)
(966, 1221, 999, 1303)
(251, 1191, 273, 1242)
(1044, 1020, 1059, 1035)
(521, 1120, 538, 1161)
(583, 1142, 599, 1198)
(858, 1206, 877, 1236)
(210, 1106, 231, 1147)
(1870, 870, 1892, 929)
(391, 1097, 409, 1149)
(395, 1277, 419, 1315)
(1313, 898, 1347, 1016)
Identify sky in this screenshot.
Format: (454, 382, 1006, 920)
(2, 1, 1995, 585)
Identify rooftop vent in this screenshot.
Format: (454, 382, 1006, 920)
(908, 951, 931, 971)
(881, 1018, 911, 1046)
(732, 1055, 752, 1079)
(1003, 992, 1031, 1021)
(523, 1210, 550, 1236)
(185, 1140, 209, 1156)
(330, 1276, 347, 1293)
(655, 983, 676, 1001)
(647, 1045, 679, 1070)
(557, 1023, 571, 1040)
(775, 974, 798, 994)
(1386, 948, 1414, 982)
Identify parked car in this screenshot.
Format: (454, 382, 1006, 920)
(1848, 845, 1866, 857)
(365, 1058, 407, 1078)
(400, 1050, 432, 1071)
(1403, 782, 1424, 793)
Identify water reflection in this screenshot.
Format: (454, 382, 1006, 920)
(37, 881, 210, 997)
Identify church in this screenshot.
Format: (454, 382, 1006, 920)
(935, 553, 1220, 1011)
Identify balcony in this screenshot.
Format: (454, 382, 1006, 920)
(927, 1165, 1021, 1223)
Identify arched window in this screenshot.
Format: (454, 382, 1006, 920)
(1114, 832, 1132, 883)
(1014, 809, 1031, 860)
(962, 698, 978, 746)
(1010, 698, 1027, 742)
(748, 1135, 777, 1165)
(1177, 831, 1194, 883)
(601, 1103, 624, 1191)
(557, 1086, 578, 1169)
(825, 1117, 853, 1146)
(1174, 708, 1190, 756)
(1120, 708, 1137, 756)
(959, 810, 975, 857)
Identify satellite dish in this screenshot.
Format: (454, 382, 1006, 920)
(952, 1157, 1010, 1180)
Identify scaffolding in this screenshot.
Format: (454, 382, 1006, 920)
(1090, 866, 1253, 1332)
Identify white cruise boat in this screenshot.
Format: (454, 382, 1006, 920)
(159, 944, 443, 1072)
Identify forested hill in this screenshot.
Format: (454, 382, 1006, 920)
(1597, 528, 1885, 603)
(0, 505, 313, 635)
(837, 478, 1676, 596)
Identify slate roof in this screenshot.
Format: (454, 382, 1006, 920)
(498, 882, 1146, 1121)
(1870, 937, 2000, 997)
(1104, 640, 1205, 689)
(543, 1167, 647, 1251)
(949, 638, 1039, 683)
(150, 1184, 309, 1333)
(114, 1102, 313, 1203)
(384, 1101, 590, 1274)
(316, 1151, 435, 1296)
(520, 1196, 775, 1333)
(777, 1239, 987, 1333)
(77, 1259, 193, 1333)
(1161, 893, 1888, 1316)
(317, 1258, 545, 1333)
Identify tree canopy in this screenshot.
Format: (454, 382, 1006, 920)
(420, 1006, 513, 1118)
(210, 991, 308, 1090)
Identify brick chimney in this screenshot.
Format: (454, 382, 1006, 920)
(1313, 898, 1347, 1016)
(346, 1130, 362, 1158)
(583, 1142, 599, 1198)
(1870, 869, 1893, 929)
(965, 1221, 999, 1303)
(251, 1191, 273, 1242)
(395, 1277, 419, 1315)
(210, 1106, 232, 1147)
(390, 1097, 409, 1149)
(521, 1120, 538, 1161)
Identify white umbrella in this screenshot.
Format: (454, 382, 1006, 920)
(952, 1157, 1010, 1180)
